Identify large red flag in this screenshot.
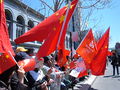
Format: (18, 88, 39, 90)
(36, 0, 78, 58)
(0, 0, 15, 55)
(0, 52, 16, 74)
(90, 28, 110, 76)
(14, 0, 78, 45)
(0, 0, 16, 74)
(76, 29, 97, 68)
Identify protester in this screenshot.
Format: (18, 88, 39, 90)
(15, 47, 30, 62)
(26, 48, 36, 58)
(115, 42, 120, 66)
(115, 42, 120, 57)
(110, 50, 119, 76)
(26, 58, 53, 90)
(0, 65, 29, 90)
(43, 56, 69, 90)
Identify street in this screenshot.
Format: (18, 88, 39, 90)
(89, 62, 120, 90)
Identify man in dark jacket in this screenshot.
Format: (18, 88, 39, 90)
(110, 50, 119, 76)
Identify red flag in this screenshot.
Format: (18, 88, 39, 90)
(76, 29, 97, 68)
(69, 60, 77, 69)
(0, 52, 16, 74)
(18, 58, 36, 72)
(0, 0, 15, 55)
(90, 27, 110, 76)
(57, 49, 70, 67)
(36, 0, 78, 58)
(0, 0, 16, 74)
(14, 0, 78, 45)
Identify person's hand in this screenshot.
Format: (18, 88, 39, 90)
(47, 79, 54, 85)
(56, 74, 62, 78)
(18, 67, 25, 76)
(17, 67, 25, 83)
(40, 81, 47, 88)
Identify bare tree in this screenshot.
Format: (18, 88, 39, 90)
(39, 0, 65, 13)
(94, 29, 104, 41)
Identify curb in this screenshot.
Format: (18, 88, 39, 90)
(73, 75, 97, 90)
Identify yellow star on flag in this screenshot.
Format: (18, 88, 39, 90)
(70, 4, 74, 9)
(5, 55, 9, 59)
(59, 15, 65, 24)
(65, 4, 74, 9)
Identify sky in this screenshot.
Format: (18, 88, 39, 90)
(93, 0, 120, 49)
(22, 0, 120, 49)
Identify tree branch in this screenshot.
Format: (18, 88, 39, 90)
(39, 0, 55, 12)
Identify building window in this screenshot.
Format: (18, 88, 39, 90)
(16, 15, 25, 38)
(5, 9, 13, 39)
(28, 20, 34, 30)
(27, 20, 36, 43)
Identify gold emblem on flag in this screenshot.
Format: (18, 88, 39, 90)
(5, 55, 9, 59)
(59, 15, 65, 24)
(65, 4, 74, 9)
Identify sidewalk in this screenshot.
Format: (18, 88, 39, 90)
(72, 75, 97, 90)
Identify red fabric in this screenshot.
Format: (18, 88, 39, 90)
(107, 50, 112, 56)
(64, 49, 70, 56)
(57, 42, 70, 67)
(36, 0, 78, 58)
(0, 0, 15, 55)
(14, 0, 78, 45)
(38, 58, 44, 61)
(69, 60, 77, 69)
(76, 29, 97, 68)
(0, 52, 16, 74)
(57, 49, 68, 67)
(18, 58, 36, 72)
(73, 54, 80, 59)
(90, 27, 110, 76)
(77, 70, 88, 78)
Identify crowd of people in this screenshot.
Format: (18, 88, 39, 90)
(0, 47, 86, 90)
(1, 42, 120, 90)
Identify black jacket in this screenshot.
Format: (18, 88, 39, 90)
(111, 54, 119, 66)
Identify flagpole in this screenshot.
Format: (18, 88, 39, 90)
(52, 1, 72, 63)
(70, 32, 73, 61)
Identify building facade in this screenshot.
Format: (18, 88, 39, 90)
(4, 0, 84, 53)
(4, 0, 45, 52)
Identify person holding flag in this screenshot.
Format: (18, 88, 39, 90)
(0, 0, 31, 89)
(0, 63, 30, 90)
